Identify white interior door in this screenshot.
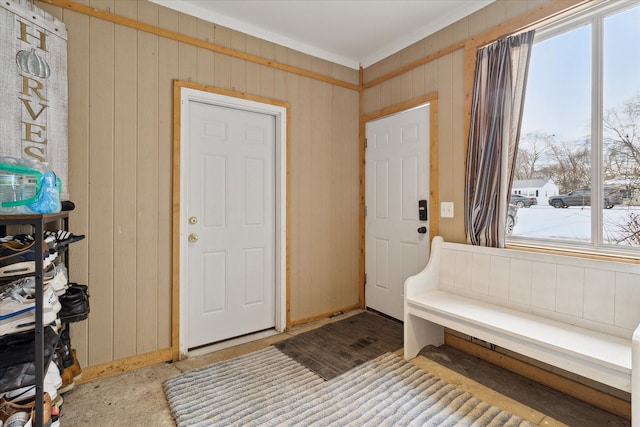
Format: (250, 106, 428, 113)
(186, 100, 275, 349)
(365, 105, 430, 320)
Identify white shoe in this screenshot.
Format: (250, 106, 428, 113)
(0, 284, 60, 336)
(44, 264, 69, 296)
(0, 309, 58, 336)
(17, 279, 62, 314)
(0, 283, 38, 320)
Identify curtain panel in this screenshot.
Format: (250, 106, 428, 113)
(465, 30, 535, 247)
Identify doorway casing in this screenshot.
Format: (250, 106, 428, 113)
(172, 81, 290, 359)
(359, 93, 440, 310)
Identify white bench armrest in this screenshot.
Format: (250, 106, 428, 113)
(404, 236, 444, 298)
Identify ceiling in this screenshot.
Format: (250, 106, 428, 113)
(148, 0, 494, 69)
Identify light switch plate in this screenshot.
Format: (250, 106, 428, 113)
(440, 202, 454, 218)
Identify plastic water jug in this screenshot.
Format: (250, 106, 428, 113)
(0, 173, 37, 214)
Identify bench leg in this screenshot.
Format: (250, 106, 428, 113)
(404, 313, 444, 360)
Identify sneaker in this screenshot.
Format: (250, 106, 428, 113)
(50, 403, 60, 427)
(1, 363, 61, 407)
(0, 285, 60, 336)
(44, 230, 85, 248)
(0, 278, 61, 316)
(0, 284, 37, 321)
(0, 240, 55, 278)
(16, 279, 62, 315)
(0, 362, 34, 395)
(0, 391, 53, 427)
(43, 264, 68, 296)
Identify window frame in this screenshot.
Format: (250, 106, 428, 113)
(506, 0, 640, 258)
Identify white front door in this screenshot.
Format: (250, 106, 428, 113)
(186, 100, 276, 349)
(365, 105, 430, 320)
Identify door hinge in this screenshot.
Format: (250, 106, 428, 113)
(364, 273, 367, 286)
(364, 206, 367, 217)
(364, 138, 367, 149)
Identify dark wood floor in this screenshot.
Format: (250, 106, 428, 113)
(419, 344, 630, 427)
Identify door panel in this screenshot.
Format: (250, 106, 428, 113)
(187, 101, 275, 348)
(365, 105, 430, 320)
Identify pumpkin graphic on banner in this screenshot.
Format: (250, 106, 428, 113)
(16, 48, 51, 79)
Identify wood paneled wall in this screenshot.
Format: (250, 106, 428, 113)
(362, 0, 551, 244)
(32, 0, 576, 374)
(36, 0, 360, 371)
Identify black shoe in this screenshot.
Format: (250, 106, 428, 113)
(58, 284, 90, 323)
(0, 326, 59, 369)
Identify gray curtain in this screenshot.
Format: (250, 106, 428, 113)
(465, 31, 535, 247)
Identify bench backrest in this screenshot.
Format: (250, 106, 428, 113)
(431, 237, 640, 339)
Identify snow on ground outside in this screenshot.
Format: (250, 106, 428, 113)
(511, 205, 640, 245)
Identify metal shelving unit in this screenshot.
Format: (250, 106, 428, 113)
(0, 212, 69, 427)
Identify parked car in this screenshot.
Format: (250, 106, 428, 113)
(506, 203, 518, 236)
(510, 194, 537, 208)
(548, 188, 623, 209)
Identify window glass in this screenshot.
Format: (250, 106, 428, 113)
(602, 5, 640, 246)
(512, 2, 640, 251)
(515, 25, 592, 243)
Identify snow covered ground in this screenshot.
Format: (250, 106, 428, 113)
(511, 205, 640, 246)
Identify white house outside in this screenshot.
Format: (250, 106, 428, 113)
(512, 179, 559, 206)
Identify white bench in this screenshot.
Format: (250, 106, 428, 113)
(404, 236, 640, 425)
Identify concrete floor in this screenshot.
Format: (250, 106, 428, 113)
(57, 310, 628, 426)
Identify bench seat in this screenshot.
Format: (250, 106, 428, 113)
(403, 236, 640, 425)
(407, 290, 631, 391)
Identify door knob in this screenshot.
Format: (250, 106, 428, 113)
(188, 233, 198, 242)
(189, 216, 198, 224)
(417, 226, 427, 234)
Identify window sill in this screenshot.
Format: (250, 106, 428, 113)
(505, 239, 640, 265)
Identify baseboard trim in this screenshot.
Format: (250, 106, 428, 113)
(77, 348, 174, 384)
(445, 333, 631, 420)
(289, 304, 361, 327)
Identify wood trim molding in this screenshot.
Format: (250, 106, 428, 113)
(505, 242, 640, 265)
(174, 80, 290, 110)
(463, 0, 597, 142)
(464, 0, 597, 52)
(363, 41, 466, 89)
(360, 93, 437, 124)
(171, 80, 291, 360)
(288, 303, 362, 327)
(171, 83, 182, 362)
(358, 66, 366, 309)
(38, 0, 360, 92)
(445, 333, 631, 420)
(365, 0, 596, 90)
(359, 93, 440, 305)
(78, 348, 174, 384)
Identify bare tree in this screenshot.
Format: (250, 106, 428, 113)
(603, 92, 640, 192)
(515, 132, 553, 180)
(544, 139, 591, 193)
(606, 211, 640, 246)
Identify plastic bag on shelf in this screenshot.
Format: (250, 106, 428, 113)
(0, 157, 62, 214)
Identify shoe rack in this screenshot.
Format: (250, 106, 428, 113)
(0, 212, 69, 427)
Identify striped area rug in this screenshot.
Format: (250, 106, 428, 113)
(163, 347, 534, 427)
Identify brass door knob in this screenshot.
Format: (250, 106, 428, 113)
(188, 233, 198, 243)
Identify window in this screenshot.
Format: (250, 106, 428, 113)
(510, 1, 640, 253)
